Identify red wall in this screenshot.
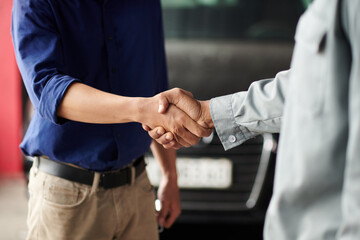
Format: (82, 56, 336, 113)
(0, 0, 22, 174)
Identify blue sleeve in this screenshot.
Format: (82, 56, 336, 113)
(11, 0, 80, 124)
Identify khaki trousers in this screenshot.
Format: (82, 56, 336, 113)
(26, 162, 159, 240)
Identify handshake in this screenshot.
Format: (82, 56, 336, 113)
(139, 88, 214, 149)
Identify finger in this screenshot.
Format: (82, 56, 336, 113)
(157, 201, 170, 226)
(145, 122, 190, 148)
(142, 124, 151, 131)
(153, 132, 176, 145)
(163, 207, 181, 228)
(173, 134, 192, 148)
(158, 88, 193, 114)
(169, 110, 203, 145)
(177, 88, 193, 98)
(162, 141, 181, 150)
(173, 143, 182, 150)
(179, 116, 211, 139)
(201, 127, 213, 137)
(176, 95, 202, 122)
(186, 120, 213, 138)
(164, 105, 203, 146)
(161, 88, 198, 117)
(173, 128, 200, 146)
(169, 87, 193, 98)
(147, 127, 166, 140)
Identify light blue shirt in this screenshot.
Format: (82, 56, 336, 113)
(210, 0, 360, 239)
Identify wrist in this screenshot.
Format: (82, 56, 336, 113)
(161, 171, 178, 182)
(111, 95, 139, 123)
(131, 97, 153, 124)
(200, 100, 214, 128)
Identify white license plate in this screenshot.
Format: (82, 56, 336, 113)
(145, 156, 232, 189)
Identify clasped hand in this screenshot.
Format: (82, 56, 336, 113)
(141, 88, 214, 149)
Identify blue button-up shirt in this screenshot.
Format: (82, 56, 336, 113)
(11, 0, 168, 171)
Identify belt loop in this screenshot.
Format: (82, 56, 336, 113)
(90, 172, 100, 195)
(130, 166, 136, 186)
(35, 156, 40, 168)
(33, 157, 39, 175)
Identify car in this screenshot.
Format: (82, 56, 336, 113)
(144, 0, 306, 228)
(147, 132, 278, 224)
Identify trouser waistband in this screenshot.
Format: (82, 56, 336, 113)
(34, 156, 146, 189)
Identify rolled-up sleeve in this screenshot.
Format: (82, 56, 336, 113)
(210, 70, 290, 150)
(11, 0, 80, 124)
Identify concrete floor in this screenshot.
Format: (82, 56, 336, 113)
(0, 175, 28, 240)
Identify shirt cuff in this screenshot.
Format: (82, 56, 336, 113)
(210, 93, 255, 151)
(38, 75, 80, 125)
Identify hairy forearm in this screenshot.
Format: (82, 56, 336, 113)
(150, 141, 177, 179)
(57, 82, 143, 124)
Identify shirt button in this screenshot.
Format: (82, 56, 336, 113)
(111, 67, 116, 74)
(228, 135, 236, 143)
(107, 36, 113, 40)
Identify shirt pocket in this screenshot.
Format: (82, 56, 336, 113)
(290, 9, 328, 116)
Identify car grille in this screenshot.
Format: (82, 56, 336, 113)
(174, 133, 274, 211)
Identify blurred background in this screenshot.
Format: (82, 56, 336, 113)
(0, 0, 308, 239)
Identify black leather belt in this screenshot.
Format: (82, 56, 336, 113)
(36, 156, 146, 189)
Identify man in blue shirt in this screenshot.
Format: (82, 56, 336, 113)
(12, 0, 210, 239)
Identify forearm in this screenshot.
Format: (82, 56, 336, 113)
(151, 140, 180, 228)
(210, 70, 290, 150)
(58, 83, 209, 148)
(150, 141, 177, 180)
(57, 82, 142, 124)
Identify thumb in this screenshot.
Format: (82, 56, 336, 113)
(158, 95, 169, 113)
(161, 88, 202, 121)
(158, 88, 189, 114)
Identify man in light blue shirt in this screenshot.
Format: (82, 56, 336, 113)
(145, 0, 360, 239)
